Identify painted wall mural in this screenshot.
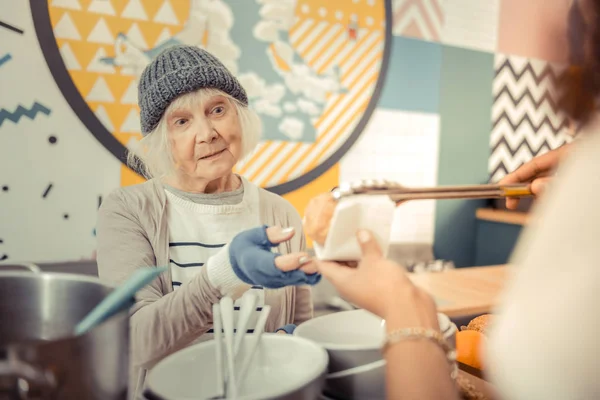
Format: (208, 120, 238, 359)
(34, 0, 391, 193)
(1, 0, 391, 263)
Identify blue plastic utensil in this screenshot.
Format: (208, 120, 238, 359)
(74, 267, 167, 335)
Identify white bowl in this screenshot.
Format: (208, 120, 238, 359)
(294, 309, 457, 399)
(146, 334, 328, 400)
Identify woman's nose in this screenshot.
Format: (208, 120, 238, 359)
(194, 119, 218, 143)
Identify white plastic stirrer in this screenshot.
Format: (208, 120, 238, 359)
(233, 292, 258, 357)
(235, 305, 271, 393)
(220, 296, 237, 399)
(212, 304, 225, 399)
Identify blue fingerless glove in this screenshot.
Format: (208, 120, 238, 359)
(276, 324, 297, 334)
(229, 225, 321, 288)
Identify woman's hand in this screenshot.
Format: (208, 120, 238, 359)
(228, 226, 320, 289)
(499, 144, 571, 209)
(318, 231, 462, 400)
(316, 230, 439, 332)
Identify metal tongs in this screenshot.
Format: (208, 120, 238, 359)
(331, 180, 533, 204)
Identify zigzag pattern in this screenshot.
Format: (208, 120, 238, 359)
(494, 59, 562, 86)
(0, 102, 52, 127)
(392, 0, 444, 42)
(490, 142, 554, 183)
(492, 112, 567, 135)
(489, 55, 571, 182)
(491, 101, 565, 137)
(491, 136, 557, 158)
(493, 86, 560, 114)
(491, 122, 567, 151)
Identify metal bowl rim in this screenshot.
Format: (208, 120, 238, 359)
(0, 271, 117, 288)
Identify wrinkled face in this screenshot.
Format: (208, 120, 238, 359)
(166, 92, 243, 181)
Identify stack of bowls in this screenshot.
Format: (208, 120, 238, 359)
(145, 334, 329, 400)
(295, 309, 457, 399)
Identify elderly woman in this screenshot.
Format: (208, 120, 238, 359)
(96, 45, 319, 399)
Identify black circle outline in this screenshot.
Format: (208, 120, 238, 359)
(30, 0, 392, 195)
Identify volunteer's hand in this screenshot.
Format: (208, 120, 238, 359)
(499, 144, 571, 209)
(316, 230, 439, 331)
(229, 225, 321, 289)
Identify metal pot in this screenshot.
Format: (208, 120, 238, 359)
(0, 264, 130, 400)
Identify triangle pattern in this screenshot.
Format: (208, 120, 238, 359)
(95, 102, 131, 130)
(87, 76, 115, 102)
(154, 0, 178, 25)
(87, 0, 116, 15)
(119, 66, 137, 76)
(125, 135, 142, 155)
(87, 47, 116, 73)
(51, 0, 81, 10)
(154, 27, 172, 47)
(121, 0, 149, 21)
(54, 12, 82, 40)
(169, 0, 189, 27)
(95, 105, 115, 131)
(142, 0, 166, 21)
(104, 16, 133, 39)
(110, 0, 128, 16)
(134, 21, 168, 48)
(60, 42, 81, 70)
(121, 80, 138, 104)
(62, 40, 103, 69)
(120, 108, 141, 133)
(104, 74, 136, 102)
(70, 70, 98, 97)
(87, 17, 114, 44)
(69, 8, 102, 39)
(402, 19, 424, 40)
(126, 23, 149, 49)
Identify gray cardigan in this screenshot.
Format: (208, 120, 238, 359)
(96, 178, 313, 399)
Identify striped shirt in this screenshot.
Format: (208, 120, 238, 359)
(164, 180, 280, 340)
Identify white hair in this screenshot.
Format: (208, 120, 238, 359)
(127, 88, 262, 180)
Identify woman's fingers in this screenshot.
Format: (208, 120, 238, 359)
(499, 146, 566, 209)
(266, 226, 295, 244)
(531, 176, 552, 196)
(300, 261, 319, 275)
(316, 260, 355, 284)
(356, 230, 383, 258)
(501, 149, 559, 184)
(274, 252, 315, 272)
(505, 197, 520, 210)
(506, 175, 553, 209)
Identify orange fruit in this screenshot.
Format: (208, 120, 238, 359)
(455, 330, 486, 370)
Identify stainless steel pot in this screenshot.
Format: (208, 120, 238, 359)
(0, 264, 131, 400)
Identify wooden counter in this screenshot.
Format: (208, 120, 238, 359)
(476, 208, 529, 226)
(408, 265, 509, 318)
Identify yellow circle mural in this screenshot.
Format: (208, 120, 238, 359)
(32, 0, 391, 195)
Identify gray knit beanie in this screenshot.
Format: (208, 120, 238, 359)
(137, 45, 248, 135)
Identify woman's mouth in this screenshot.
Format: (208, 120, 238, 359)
(200, 148, 226, 160)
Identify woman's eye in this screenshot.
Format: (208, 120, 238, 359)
(212, 106, 225, 115)
(175, 118, 188, 126)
